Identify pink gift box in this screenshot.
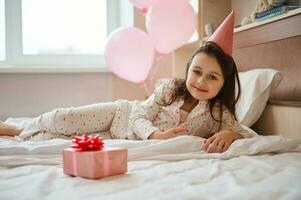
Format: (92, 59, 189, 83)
(62, 147, 128, 179)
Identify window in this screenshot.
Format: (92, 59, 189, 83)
(0, 0, 5, 61)
(1, 0, 119, 67)
(22, 0, 107, 55)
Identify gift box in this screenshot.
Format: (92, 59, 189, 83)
(62, 134, 127, 179)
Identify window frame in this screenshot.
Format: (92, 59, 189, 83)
(0, 0, 119, 68)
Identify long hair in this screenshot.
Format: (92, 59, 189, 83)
(162, 41, 241, 126)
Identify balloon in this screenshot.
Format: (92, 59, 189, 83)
(146, 0, 197, 53)
(154, 50, 165, 61)
(129, 0, 158, 11)
(104, 27, 155, 83)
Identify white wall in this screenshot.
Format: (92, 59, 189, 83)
(0, 72, 113, 120)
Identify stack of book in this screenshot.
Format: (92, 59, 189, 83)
(255, 5, 300, 21)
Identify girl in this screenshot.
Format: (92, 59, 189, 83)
(0, 41, 256, 153)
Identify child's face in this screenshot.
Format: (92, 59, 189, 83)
(186, 52, 224, 101)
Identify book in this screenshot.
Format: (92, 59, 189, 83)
(255, 5, 300, 18)
(255, 5, 287, 18)
(255, 5, 300, 21)
(255, 9, 286, 21)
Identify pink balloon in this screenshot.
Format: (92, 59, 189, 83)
(104, 27, 155, 83)
(146, 0, 197, 53)
(129, 0, 158, 10)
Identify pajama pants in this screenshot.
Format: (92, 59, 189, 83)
(21, 102, 118, 140)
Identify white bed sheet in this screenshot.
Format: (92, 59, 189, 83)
(0, 135, 301, 200)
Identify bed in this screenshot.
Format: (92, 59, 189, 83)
(1, 13, 301, 200)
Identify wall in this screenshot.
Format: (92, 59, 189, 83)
(0, 72, 112, 120)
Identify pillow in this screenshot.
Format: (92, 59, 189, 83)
(236, 68, 282, 127)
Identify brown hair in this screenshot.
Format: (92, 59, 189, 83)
(162, 41, 241, 125)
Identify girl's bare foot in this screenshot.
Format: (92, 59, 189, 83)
(0, 122, 23, 137)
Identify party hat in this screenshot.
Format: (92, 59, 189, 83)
(207, 11, 234, 56)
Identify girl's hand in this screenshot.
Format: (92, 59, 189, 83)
(148, 127, 188, 140)
(201, 130, 244, 153)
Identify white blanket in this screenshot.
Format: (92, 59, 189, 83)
(1, 135, 301, 200)
(0, 135, 300, 167)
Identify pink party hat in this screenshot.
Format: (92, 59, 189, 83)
(207, 11, 234, 56)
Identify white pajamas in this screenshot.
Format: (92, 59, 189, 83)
(38, 102, 118, 136)
(18, 79, 257, 141)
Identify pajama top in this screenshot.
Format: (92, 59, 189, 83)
(110, 79, 256, 140)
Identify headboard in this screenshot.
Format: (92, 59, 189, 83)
(233, 10, 301, 139)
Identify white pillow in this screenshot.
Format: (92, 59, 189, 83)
(236, 68, 282, 127)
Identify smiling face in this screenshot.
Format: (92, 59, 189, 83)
(186, 52, 225, 101)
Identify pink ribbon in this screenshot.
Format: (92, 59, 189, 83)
(71, 151, 78, 176)
(103, 151, 110, 177)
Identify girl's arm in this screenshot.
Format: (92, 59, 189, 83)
(219, 108, 258, 138)
(202, 109, 258, 153)
(148, 127, 188, 140)
(129, 79, 174, 140)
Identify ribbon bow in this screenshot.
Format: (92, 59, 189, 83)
(71, 133, 104, 151)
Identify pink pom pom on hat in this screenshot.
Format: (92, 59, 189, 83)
(207, 11, 234, 56)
